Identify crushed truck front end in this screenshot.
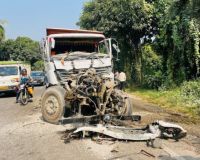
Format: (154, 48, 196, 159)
(42, 33, 113, 85)
(40, 28, 131, 124)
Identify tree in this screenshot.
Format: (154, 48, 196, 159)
(154, 0, 200, 84)
(11, 37, 41, 65)
(78, 0, 200, 87)
(0, 39, 14, 60)
(0, 14, 8, 42)
(0, 37, 41, 67)
(31, 60, 44, 71)
(77, 0, 155, 84)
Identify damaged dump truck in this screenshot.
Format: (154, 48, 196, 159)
(39, 28, 133, 124)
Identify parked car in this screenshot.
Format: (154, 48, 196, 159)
(31, 71, 45, 85)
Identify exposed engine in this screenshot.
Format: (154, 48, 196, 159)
(64, 68, 129, 116)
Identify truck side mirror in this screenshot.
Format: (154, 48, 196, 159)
(51, 38, 55, 49)
(112, 44, 120, 53)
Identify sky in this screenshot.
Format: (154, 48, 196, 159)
(0, 0, 89, 41)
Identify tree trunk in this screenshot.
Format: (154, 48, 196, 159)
(135, 47, 142, 85)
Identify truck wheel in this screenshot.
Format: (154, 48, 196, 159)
(118, 97, 133, 115)
(124, 97, 133, 115)
(41, 86, 66, 124)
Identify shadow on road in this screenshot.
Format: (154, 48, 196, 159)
(0, 92, 16, 98)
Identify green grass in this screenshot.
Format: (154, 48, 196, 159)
(126, 83, 200, 121)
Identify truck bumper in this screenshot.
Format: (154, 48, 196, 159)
(59, 115, 141, 125)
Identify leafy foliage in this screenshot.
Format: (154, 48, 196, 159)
(0, 14, 8, 42)
(77, 0, 200, 119)
(0, 37, 41, 66)
(31, 60, 44, 71)
(78, 0, 200, 88)
(154, 0, 200, 85)
(141, 44, 163, 88)
(77, 0, 156, 84)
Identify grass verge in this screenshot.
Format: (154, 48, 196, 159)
(126, 84, 200, 121)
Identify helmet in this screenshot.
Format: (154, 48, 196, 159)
(22, 69, 27, 73)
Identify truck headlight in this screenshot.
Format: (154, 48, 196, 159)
(11, 78, 18, 83)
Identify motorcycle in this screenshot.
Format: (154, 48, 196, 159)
(19, 81, 34, 105)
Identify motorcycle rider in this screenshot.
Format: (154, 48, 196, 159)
(15, 69, 34, 103)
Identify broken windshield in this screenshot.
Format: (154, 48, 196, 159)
(50, 38, 109, 57)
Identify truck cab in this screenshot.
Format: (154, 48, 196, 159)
(40, 28, 116, 85)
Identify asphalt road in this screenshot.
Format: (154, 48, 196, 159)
(0, 86, 200, 160)
(0, 86, 94, 160)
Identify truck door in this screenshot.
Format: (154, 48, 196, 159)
(105, 38, 120, 60)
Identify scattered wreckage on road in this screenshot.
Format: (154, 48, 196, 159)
(62, 117, 187, 143)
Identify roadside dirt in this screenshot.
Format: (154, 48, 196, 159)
(1, 88, 200, 160)
(128, 93, 200, 155)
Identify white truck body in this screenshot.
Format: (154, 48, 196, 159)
(39, 28, 126, 124)
(0, 61, 31, 93)
(41, 28, 116, 85)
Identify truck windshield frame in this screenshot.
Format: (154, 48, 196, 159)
(0, 66, 18, 76)
(50, 38, 109, 57)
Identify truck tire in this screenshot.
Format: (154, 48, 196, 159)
(41, 86, 66, 124)
(124, 97, 133, 115)
(118, 97, 133, 115)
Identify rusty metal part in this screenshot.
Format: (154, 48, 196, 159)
(55, 67, 133, 125)
(62, 68, 132, 118)
(140, 150, 155, 158)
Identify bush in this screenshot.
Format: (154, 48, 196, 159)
(142, 71, 166, 89)
(159, 79, 200, 116)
